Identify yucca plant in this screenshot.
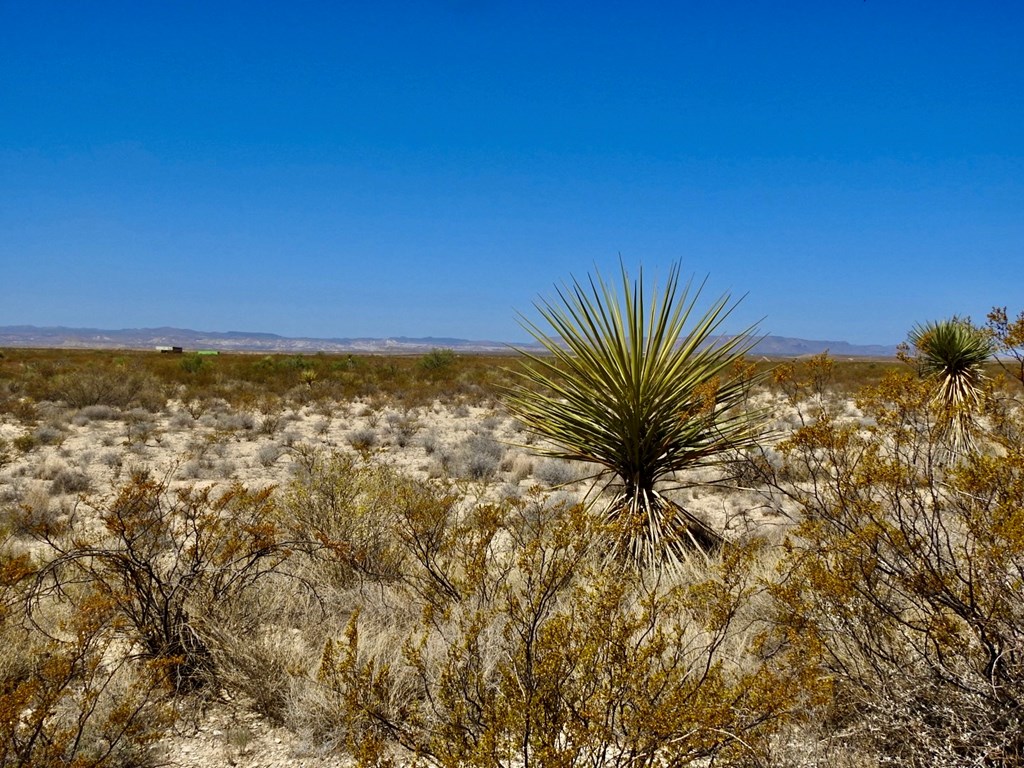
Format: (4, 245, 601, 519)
(907, 318, 993, 453)
(506, 263, 766, 568)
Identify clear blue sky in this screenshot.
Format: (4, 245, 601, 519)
(2, 1, 1021, 345)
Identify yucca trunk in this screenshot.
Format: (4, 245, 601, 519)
(611, 482, 724, 566)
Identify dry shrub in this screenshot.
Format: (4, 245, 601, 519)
(347, 427, 377, 452)
(198, 579, 317, 723)
(764, 371, 1024, 765)
(532, 457, 586, 487)
(49, 466, 91, 495)
(446, 432, 504, 481)
(385, 410, 421, 447)
(72, 404, 122, 424)
(258, 442, 285, 467)
(50, 366, 164, 411)
(282, 451, 462, 596)
(0, 527, 173, 767)
(24, 476, 301, 695)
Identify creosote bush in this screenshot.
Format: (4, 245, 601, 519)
(1, 521, 175, 767)
(24, 474, 300, 694)
(987, 305, 1024, 387)
(755, 367, 1024, 766)
(418, 347, 457, 373)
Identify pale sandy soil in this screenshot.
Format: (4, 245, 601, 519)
(1, 392, 819, 535)
(0, 390, 836, 766)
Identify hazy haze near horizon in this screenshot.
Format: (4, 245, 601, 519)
(2, 2, 1021, 345)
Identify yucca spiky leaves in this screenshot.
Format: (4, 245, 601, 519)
(908, 318, 993, 453)
(506, 263, 766, 568)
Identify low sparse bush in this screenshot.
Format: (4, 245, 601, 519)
(49, 366, 164, 411)
(347, 428, 377, 452)
(0, 520, 174, 767)
(99, 450, 122, 469)
(277, 430, 300, 448)
(176, 459, 209, 480)
(420, 430, 440, 455)
(2, 397, 39, 424)
(462, 451, 499, 480)
(168, 409, 195, 429)
(757, 370, 1024, 764)
(385, 410, 420, 448)
(281, 450, 454, 592)
(0, 602, 175, 768)
(449, 432, 504, 480)
(33, 423, 65, 447)
(25, 477, 301, 694)
(358, 404, 381, 427)
(13, 433, 37, 453)
(49, 467, 91, 495)
(417, 347, 457, 373)
(123, 408, 157, 447)
(209, 409, 256, 433)
(533, 457, 586, 487)
(258, 442, 284, 467)
(257, 395, 285, 436)
(179, 352, 207, 374)
(9, 484, 65, 537)
(71, 403, 121, 428)
(302, 486, 802, 767)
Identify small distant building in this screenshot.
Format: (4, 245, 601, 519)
(196, 350, 220, 356)
(156, 346, 184, 354)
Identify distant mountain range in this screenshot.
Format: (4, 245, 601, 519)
(0, 325, 898, 358)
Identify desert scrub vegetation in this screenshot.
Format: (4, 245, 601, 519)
(987, 306, 1024, 387)
(20, 474, 305, 695)
(313, 507, 805, 767)
(4, 308, 1024, 765)
(0, 369, 1023, 764)
(734, 350, 1024, 766)
(0, 345, 919, 433)
(0, 348, 528, 418)
(1, 516, 176, 767)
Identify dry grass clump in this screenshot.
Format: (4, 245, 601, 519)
(346, 427, 377, 452)
(71, 404, 122, 424)
(532, 457, 589, 487)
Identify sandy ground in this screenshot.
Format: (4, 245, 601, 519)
(0, 391, 808, 532)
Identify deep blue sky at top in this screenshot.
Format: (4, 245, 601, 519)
(2, 1, 1022, 344)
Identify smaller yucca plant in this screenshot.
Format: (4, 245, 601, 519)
(907, 318, 993, 452)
